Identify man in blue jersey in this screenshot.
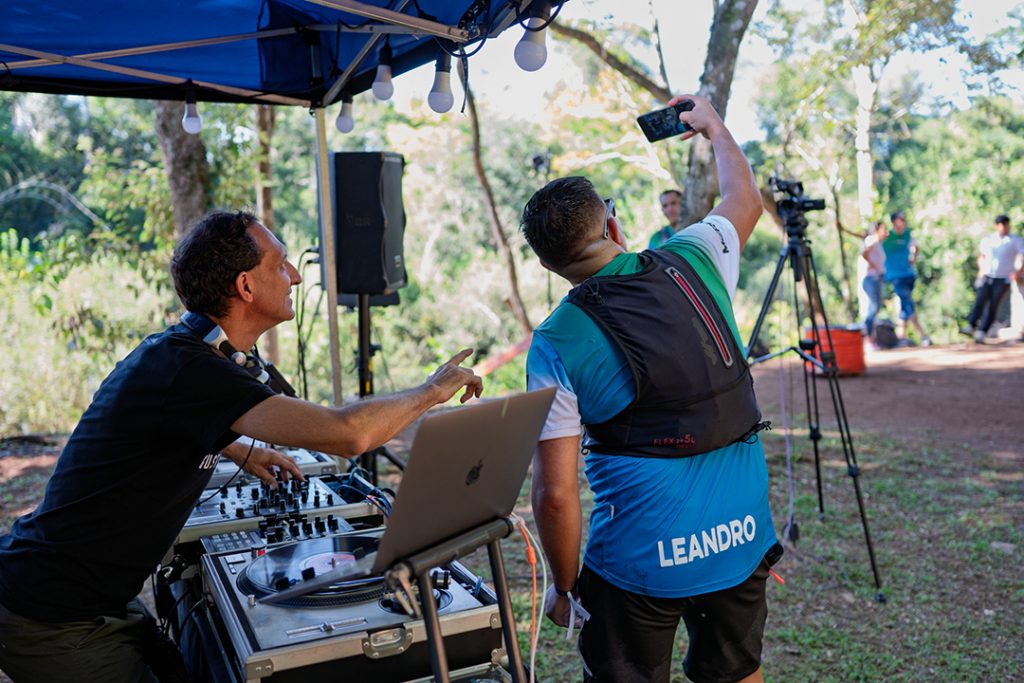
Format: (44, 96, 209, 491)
(521, 95, 779, 683)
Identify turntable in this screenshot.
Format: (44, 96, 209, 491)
(194, 535, 504, 682)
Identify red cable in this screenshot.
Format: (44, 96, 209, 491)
(514, 517, 538, 646)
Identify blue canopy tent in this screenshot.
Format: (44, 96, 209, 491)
(1, 0, 562, 404)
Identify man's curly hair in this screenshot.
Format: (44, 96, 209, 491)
(171, 211, 263, 317)
(520, 176, 605, 269)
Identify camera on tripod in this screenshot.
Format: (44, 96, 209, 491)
(769, 176, 825, 236)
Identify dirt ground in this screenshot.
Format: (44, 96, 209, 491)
(750, 339, 1023, 461)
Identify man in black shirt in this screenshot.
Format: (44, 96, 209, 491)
(0, 211, 483, 682)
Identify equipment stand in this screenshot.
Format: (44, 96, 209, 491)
(394, 517, 527, 683)
(746, 207, 885, 602)
(355, 293, 406, 483)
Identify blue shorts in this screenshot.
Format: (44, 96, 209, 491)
(889, 275, 916, 319)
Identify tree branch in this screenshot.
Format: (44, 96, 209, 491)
(465, 85, 533, 334)
(549, 21, 672, 103)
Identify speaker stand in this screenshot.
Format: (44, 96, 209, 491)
(355, 293, 406, 483)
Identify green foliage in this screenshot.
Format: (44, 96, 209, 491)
(0, 244, 171, 434)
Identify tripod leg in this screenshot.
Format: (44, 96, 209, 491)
(746, 245, 791, 358)
(800, 247, 885, 599)
(788, 252, 827, 518)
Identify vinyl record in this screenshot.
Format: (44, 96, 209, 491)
(238, 536, 384, 607)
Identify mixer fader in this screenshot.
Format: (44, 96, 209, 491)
(177, 475, 375, 544)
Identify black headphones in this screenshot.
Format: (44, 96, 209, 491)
(181, 311, 296, 397)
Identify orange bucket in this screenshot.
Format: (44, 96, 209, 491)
(804, 327, 866, 376)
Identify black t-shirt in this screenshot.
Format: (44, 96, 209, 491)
(0, 324, 276, 622)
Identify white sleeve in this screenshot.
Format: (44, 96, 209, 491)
(675, 215, 742, 299)
(526, 334, 583, 442)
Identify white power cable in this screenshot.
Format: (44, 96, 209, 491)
(510, 512, 547, 683)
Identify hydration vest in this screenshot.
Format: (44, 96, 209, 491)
(565, 249, 763, 458)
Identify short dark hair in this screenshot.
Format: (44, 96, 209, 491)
(660, 189, 683, 200)
(872, 220, 886, 231)
(171, 211, 263, 317)
(995, 214, 1010, 226)
(890, 211, 905, 222)
(521, 176, 605, 269)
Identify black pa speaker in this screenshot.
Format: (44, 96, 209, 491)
(330, 151, 407, 295)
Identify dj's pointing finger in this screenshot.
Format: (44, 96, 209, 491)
(446, 348, 474, 366)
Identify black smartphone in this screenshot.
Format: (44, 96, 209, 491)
(637, 100, 695, 142)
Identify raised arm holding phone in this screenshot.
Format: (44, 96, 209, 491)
(520, 95, 779, 683)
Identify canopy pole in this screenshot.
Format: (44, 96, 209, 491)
(314, 107, 344, 405)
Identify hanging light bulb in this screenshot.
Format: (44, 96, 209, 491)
(372, 43, 394, 101)
(335, 94, 355, 133)
(181, 99, 202, 134)
(427, 51, 454, 114)
(514, 1, 551, 72)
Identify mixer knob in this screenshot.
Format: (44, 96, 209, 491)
(432, 570, 451, 590)
(251, 488, 259, 500)
(326, 494, 334, 505)
(235, 507, 246, 518)
(219, 502, 226, 514)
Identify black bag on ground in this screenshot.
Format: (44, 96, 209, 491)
(874, 319, 898, 349)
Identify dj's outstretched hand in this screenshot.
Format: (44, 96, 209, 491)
(426, 349, 484, 404)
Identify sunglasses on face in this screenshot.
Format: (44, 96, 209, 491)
(603, 198, 616, 238)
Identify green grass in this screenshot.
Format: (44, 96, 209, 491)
(459, 426, 1023, 682)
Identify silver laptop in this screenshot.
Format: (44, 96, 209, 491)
(261, 387, 556, 603)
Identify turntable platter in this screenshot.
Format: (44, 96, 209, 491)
(238, 536, 384, 607)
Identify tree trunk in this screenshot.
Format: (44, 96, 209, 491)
(852, 63, 876, 224)
(829, 180, 858, 322)
(255, 104, 280, 364)
(153, 100, 211, 240)
(680, 0, 759, 226)
(465, 86, 533, 334)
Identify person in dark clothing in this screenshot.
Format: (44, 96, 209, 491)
(0, 211, 483, 682)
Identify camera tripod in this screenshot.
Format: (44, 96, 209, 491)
(746, 180, 884, 602)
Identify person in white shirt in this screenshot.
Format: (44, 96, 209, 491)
(860, 220, 888, 342)
(961, 214, 1024, 342)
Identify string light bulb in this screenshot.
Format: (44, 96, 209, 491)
(335, 94, 355, 133)
(372, 43, 395, 101)
(514, 1, 551, 72)
(181, 100, 202, 134)
(427, 51, 454, 114)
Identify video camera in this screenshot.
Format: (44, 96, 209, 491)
(770, 176, 825, 237)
